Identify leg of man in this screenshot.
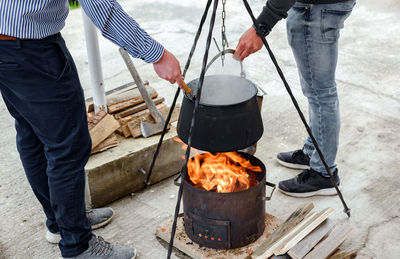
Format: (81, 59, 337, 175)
(286, 1, 355, 176)
(0, 34, 92, 257)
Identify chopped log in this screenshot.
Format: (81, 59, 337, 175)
(304, 224, 352, 259)
(120, 125, 131, 138)
(107, 88, 158, 114)
(274, 208, 335, 256)
(251, 203, 314, 258)
(287, 219, 335, 259)
(114, 97, 165, 119)
(87, 110, 107, 131)
(328, 249, 357, 259)
(118, 103, 167, 126)
(91, 134, 119, 154)
(87, 80, 149, 112)
(89, 114, 120, 149)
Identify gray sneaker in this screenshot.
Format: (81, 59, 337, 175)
(64, 235, 136, 259)
(46, 207, 114, 244)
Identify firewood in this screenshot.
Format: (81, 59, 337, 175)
(114, 97, 165, 119)
(107, 88, 158, 114)
(87, 110, 107, 131)
(287, 219, 334, 259)
(121, 125, 131, 138)
(91, 134, 119, 154)
(304, 224, 352, 259)
(251, 203, 314, 258)
(274, 208, 335, 256)
(89, 113, 120, 149)
(87, 81, 149, 112)
(118, 103, 167, 126)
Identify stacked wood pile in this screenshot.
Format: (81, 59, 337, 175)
(87, 82, 180, 154)
(250, 203, 357, 259)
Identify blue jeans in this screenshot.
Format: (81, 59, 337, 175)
(0, 34, 92, 257)
(286, 0, 355, 176)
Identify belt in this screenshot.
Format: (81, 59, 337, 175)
(0, 34, 25, 40)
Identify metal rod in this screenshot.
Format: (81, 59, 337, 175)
(82, 11, 106, 113)
(144, 0, 213, 187)
(167, 0, 219, 257)
(242, 0, 351, 217)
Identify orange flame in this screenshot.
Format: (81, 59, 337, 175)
(187, 152, 262, 193)
(173, 137, 262, 193)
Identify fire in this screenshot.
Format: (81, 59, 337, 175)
(174, 137, 262, 193)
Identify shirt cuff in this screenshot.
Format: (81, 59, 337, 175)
(141, 39, 165, 63)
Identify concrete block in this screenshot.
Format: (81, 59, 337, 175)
(85, 127, 184, 208)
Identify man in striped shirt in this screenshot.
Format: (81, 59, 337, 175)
(0, 1, 184, 258)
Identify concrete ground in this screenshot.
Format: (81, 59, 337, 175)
(0, 0, 399, 258)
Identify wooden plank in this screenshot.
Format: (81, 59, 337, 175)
(251, 203, 314, 258)
(89, 114, 120, 148)
(275, 208, 335, 256)
(114, 97, 165, 119)
(91, 134, 119, 154)
(106, 85, 157, 114)
(303, 224, 352, 259)
(328, 249, 357, 259)
(87, 80, 149, 112)
(288, 219, 335, 259)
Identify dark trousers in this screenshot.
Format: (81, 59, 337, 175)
(0, 34, 92, 257)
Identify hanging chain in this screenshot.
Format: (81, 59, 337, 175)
(221, 0, 228, 66)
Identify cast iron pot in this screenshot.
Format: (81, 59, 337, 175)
(177, 71, 263, 152)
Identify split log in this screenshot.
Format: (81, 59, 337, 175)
(87, 81, 149, 112)
(89, 113, 120, 149)
(303, 224, 352, 259)
(251, 203, 314, 258)
(287, 219, 335, 259)
(114, 97, 165, 119)
(87, 110, 107, 131)
(274, 207, 335, 256)
(91, 134, 119, 154)
(107, 87, 158, 114)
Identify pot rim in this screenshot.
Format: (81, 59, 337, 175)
(185, 75, 259, 108)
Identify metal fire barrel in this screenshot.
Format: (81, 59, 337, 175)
(182, 152, 266, 249)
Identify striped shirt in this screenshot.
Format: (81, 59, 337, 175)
(0, 0, 164, 63)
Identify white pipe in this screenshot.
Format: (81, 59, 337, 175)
(82, 10, 107, 113)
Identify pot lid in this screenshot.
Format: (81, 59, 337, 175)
(188, 75, 258, 106)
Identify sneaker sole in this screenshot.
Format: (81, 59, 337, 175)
(276, 158, 310, 170)
(91, 208, 114, 230)
(278, 186, 340, 198)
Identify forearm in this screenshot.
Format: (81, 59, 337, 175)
(79, 0, 164, 63)
(257, 0, 296, 36)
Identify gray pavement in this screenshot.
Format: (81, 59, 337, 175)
(0, 0, 399, 258)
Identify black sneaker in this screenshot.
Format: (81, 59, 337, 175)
(277, 149, 310, 170)
(278, 169, 340, 197)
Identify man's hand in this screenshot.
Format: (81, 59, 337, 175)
(234, 27, 263, 61)
(153, 49, 185, 89)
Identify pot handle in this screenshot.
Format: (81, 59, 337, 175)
(259, 181, 276, 201)
(205, 49, 246, 78)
